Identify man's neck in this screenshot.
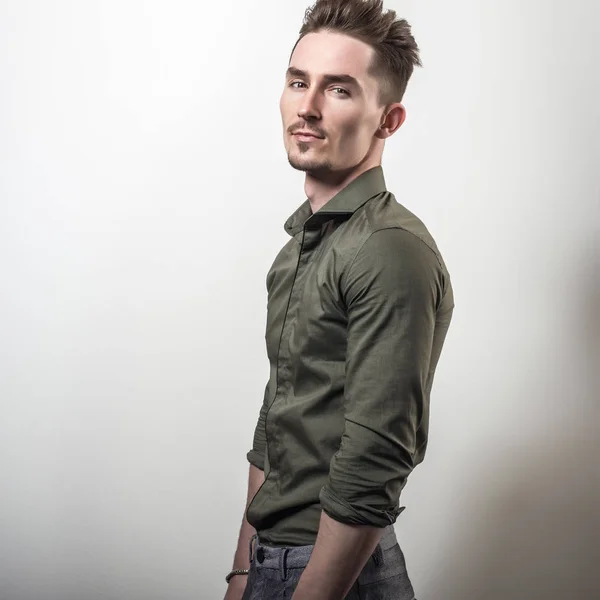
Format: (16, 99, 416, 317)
(305, 160, 381, 214)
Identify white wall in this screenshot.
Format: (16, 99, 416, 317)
(1, 1, 598, 599)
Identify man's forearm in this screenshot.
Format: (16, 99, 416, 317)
(231, 463, 265, 571)
(291, 510, 384, 600)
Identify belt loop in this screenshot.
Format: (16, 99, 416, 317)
(249, 534, 258, 564)
(279, 548, 289, 581)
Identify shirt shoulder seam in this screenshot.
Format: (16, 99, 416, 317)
(341, 225, 446, 292)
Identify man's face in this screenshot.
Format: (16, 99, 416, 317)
(280, 31, 385, 176)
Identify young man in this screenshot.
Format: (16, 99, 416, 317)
(224, 1, 454, 599)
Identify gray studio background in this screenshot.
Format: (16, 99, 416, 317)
(1, 1, 598, 599)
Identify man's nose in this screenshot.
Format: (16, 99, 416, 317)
(298, 91, 321, 120)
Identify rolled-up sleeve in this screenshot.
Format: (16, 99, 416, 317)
(319, 227, 447, 527)
(246, 381, 270, 471)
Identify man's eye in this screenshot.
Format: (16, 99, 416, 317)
(289, 81, 348, 96)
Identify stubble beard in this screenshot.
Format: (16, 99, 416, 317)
(287, 143, 333, 174)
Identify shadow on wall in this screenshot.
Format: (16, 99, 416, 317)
(429, 241, 600, 600)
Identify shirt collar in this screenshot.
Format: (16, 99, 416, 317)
(284, 166, 388, 237)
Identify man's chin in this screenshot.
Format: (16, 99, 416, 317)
(287, 155, 333, 174)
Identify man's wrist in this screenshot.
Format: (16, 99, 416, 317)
(225, 568, 250, 584)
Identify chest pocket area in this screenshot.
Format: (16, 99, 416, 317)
(298, 258, 348, 362)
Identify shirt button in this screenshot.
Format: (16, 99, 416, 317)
(256, 547, 265, 563)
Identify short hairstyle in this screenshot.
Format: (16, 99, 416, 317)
(290, 0, 422, 106)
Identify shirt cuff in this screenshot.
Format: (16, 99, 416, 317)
(319, 485, 405, 528)
(246, 448, 265, 471)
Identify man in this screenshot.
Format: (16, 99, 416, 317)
(224, 1, 454, 599)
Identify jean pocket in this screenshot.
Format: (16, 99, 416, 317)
(240, 563, 265, 600)
(356, 543, 410, 586)
(357, 573, 416, 600)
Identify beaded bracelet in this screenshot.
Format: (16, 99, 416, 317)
(225, 568, 249, 584)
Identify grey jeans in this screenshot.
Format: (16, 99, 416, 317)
(240, 524, 416, 600)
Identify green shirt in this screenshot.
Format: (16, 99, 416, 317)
(245, 166, 454, 546)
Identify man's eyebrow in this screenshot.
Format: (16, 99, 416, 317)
(286, 67, 361, 88)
